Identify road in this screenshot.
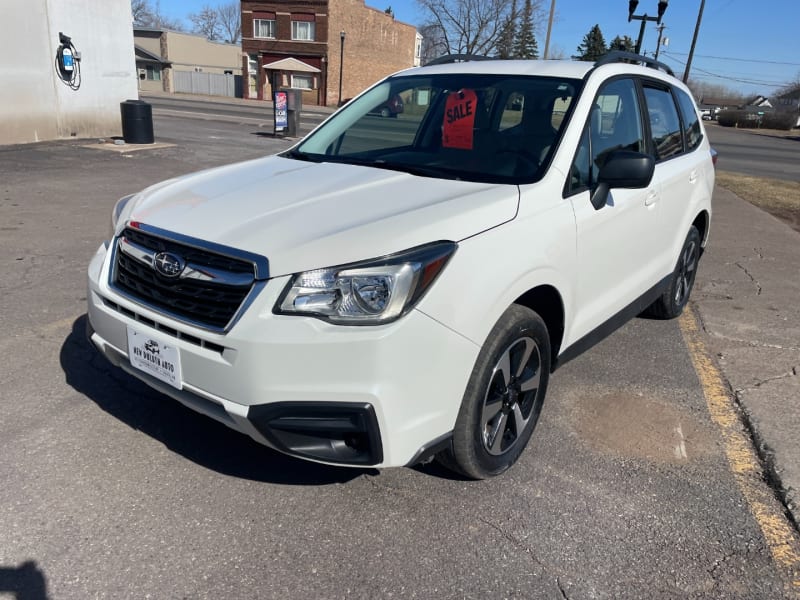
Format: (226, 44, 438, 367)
(145, 94, 330, 137)
(0, 105, 798, 598)
(704, 122, 800, 181)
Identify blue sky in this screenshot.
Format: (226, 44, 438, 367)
(155, 0, 800, 95)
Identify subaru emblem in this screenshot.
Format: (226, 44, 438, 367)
(153, 252, 186, 278)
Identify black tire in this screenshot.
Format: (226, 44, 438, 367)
(646, 226, 701, 319)
(438, 305, 551, 479)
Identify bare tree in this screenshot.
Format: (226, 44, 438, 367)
(416, 0, 543, 58)
(131, 0, 153, 26)
(190, 5, 221, 41)
(217, 2, 242, 43)
(685, 79, 744, 104)
(545, 44, 566, 60)
(419, 23, 448, 65)
(131, 0, 185, 30)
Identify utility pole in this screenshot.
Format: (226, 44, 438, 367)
(654, 23, 665, 60)
(628, 0, 668, 55)
(543, 0, 556, 59)
(338, 31, 346, 106)
(683, 0, 705, 83)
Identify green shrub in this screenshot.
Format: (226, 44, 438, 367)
(716, 110, 744, 127)
(717, 110, 797, 131)
(761, 112, 796, 130)
(716, 109, 795, 130)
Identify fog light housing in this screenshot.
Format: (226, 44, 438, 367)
(248, 402, 383, 466)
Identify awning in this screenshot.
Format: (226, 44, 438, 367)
(134, 44, 171, 66)
(262, 57, 321, 73)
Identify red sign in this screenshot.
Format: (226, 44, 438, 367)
(442, 89, 477, 150)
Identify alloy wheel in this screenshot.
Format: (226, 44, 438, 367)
(480, 336, 542, 456)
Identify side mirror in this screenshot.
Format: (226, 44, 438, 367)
(590, 150, 655, 210)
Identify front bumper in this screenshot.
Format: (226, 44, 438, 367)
(87, 242, 479, 468)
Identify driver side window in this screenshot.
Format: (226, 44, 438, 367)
(567, 78, 645, 195)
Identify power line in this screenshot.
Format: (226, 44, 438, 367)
(662, 51, 800, 67)
(660, 53, 786, 87)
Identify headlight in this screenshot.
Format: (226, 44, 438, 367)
(276, 242, 457, 324)
(110, 194, 135, 238)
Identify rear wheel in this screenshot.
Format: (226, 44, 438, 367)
(438, 305, 550, 479)
(646, 226, 701, 319)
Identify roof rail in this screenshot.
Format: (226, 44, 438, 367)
(595, 51, 674, 77)
(424, 54, 495, 66)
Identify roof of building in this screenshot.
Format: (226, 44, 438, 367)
(134, 44, 171, 65)
(262, 57, 321, 73)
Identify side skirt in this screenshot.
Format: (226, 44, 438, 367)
(552, 274, 671, 371)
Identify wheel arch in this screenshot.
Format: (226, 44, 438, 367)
(514, 284, 565, 370)
(692, 210, 710, 255)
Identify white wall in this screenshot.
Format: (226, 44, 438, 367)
(0, 0, 138, 145)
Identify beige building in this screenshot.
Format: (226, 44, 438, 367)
(241, 0, 419, 106)
(134, 28, 243, 97)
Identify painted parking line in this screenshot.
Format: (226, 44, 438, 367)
(680, 305, 800, 591)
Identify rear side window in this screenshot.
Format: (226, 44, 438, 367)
(643, 85, 683, 161)
(674, 88, 703, 152)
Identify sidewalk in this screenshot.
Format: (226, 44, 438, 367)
(694, 186, 800, 523)
(139, 90, 337, 116)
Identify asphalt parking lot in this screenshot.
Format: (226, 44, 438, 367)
(1, 110, 799, 598)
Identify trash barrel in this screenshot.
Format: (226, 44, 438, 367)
(120, 100, 154, 144)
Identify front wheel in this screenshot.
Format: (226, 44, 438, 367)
(438, 305, 551, 479)
(646, 226, 701, 319)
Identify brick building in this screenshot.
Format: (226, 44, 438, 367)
(241, 0, 419, 106)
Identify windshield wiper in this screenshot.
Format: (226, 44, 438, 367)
(282, 149, 323, 162)
(335, 157, 461, 180)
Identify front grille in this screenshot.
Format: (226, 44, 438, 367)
(112, 227, 256, 330)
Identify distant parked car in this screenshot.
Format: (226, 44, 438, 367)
(369, 94, 404, 117)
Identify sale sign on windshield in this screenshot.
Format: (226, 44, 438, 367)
(442, 89, 477, 150)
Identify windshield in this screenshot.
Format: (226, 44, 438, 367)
(288, 74, 580, 184)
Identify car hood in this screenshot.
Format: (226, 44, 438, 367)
(123, 155, 518, 277)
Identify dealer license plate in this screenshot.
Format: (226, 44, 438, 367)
(126, 326, 182, 390)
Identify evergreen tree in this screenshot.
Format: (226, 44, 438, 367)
(574, 24, 607, 61)
(609, 35, 634, 52)
(513, 0, 539, 59)
(495, 0, 517, 59)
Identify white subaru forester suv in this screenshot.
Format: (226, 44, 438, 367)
(87, 52, 714, 478)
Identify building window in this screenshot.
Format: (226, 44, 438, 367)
(145, 65, 161, 81)
(291, 74, 313, 90)
(254, 19, 276, 39)
(291, 21, 315, 41)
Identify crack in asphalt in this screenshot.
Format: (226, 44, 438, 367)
(734, 261, 763, 295)
(706, 332, 800, 352)
(476, 516, 548, 571)
(707, 549, 738, 579)
(556, 577, 569, 599)
(730, 386, 800, 533)
(735, 367, 800, 394)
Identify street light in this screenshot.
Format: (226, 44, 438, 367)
(338, 31, 346, 106)
(628, 0, 668, 55)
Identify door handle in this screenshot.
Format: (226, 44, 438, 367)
(645, 189, 658, 206)
(689, 170, 698, 184)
